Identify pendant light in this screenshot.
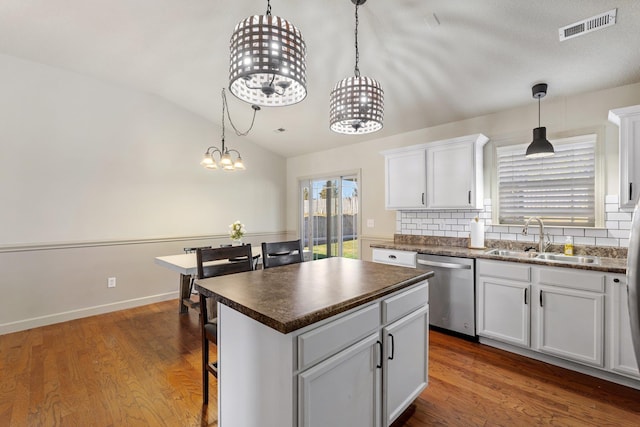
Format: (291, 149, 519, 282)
(201, 89, 260, 171)
(329, 0, 384, 134)
(229, 0, 307, 107)
(526, 83, 554, 158)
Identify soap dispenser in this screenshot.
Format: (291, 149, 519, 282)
(564, 236, 574, 256)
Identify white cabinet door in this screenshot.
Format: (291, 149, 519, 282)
(384, 149, 426, 209)
(426, 141, 474, 209)
(609, 105, 640, 209)
(536, 285, 604, 367)
(298, 333, 381, 427)
(609, 275, 640, 378)
(383, 306, 429, 426)
(477, 276, 531, 347)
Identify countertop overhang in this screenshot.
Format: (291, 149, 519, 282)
(195, 257, 433, 334)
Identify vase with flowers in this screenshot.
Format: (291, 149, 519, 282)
(229, 220, 246, 245)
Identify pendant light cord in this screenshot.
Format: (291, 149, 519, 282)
(538, 96, 541, 127)
(221, 88, 259, 138)
(354, 2, 360, 77)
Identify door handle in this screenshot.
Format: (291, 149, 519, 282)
(376, 340, 382, 369)
(388, 334, 395, 360)
(524, 288, 528, 305)
(421, 192, 425, 205)
(539, 290, 544, 307)
(631, 182, 634, 201)
(417, 259, 471, 270)
(468, 190, 471, 204)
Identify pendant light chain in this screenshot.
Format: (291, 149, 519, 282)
(354, 2, 360, 77)
(266, 0, 272, 16)
(221, 88, 259, 137)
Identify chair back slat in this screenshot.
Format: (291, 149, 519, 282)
(196, 245, 253, 279)
(261, 240, 304, 269)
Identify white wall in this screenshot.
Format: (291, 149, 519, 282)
(286, 82, 640, 259)
(0, 54, 287, 333)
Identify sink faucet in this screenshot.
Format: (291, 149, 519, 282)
(522, 217, 550, 253)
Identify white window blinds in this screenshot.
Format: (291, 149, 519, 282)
(497, 135, 596, 227)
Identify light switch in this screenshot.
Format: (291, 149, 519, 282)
(367, 219, 375, 228)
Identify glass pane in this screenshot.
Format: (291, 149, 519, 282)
(300, 175, 359, 260)
(341, 176, 358, 259)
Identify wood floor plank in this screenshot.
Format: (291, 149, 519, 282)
(2, 299, 640, 426)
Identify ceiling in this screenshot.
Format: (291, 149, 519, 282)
(1, 0, 639, 157)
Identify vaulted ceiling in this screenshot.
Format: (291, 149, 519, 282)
(1, 0, 639, 157)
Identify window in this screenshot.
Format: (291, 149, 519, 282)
(299, 174, 359, 260)
(497, 134, 597, 227)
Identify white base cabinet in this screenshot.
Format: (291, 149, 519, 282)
(608, 274, 640, 379)
(477, 260, 640, 389)
(476, 260, 531, 347)
(299, 333, 381, 427)
(218, 281, 429, 427)
(383, 306, 429, 426)
(536, 285, 604, 367)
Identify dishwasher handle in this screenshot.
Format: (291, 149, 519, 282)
(417, 259, 471, 270)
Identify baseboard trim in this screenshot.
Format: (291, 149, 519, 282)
(0, 291, 179, 335)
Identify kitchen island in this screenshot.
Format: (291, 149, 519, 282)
(195, 257, 433, 427)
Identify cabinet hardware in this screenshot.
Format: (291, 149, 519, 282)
(388, 255, 397, 260)
(524, 288, 528, 305)
(614, 278, 620, 283)
(421, 192, 425, 205)
(468, 190, 471, 204)
(631, 182, 634, 201)
(539, 290, 544, 307)
(388, 334, 395, 360)
(376, 340, 382, 368)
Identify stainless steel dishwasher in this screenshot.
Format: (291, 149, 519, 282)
(416, 253, 476, 337)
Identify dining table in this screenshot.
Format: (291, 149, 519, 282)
(155, 246, 262, 314)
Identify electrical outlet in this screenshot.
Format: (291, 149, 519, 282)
(108, 277, 116, 288)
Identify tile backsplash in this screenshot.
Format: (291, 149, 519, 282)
(397, 195, 632, 248)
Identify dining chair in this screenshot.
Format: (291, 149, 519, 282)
(196, 244, 253, 405)
(261, 239, 304, 269)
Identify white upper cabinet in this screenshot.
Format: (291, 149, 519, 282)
(609, 105, 640, 210)
(383, 148, 427, 210)
(382, 134, 488, 210)
(426, 134, 488, 209)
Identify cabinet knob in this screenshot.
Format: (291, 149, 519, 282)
(614, 278, 620, 283)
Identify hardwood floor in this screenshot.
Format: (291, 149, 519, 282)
(2, 300, 640, 426)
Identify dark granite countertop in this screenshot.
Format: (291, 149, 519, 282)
(194, 257, 433, 334)
(371, 240, 627, 274)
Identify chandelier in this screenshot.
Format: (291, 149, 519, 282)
(201, 89, 260, 171)
(229, 0, 307, 107)
(329, 0, 384, 134)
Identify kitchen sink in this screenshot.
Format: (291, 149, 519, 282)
(534, 253, 600, 264)
(485, 249, 536, 258)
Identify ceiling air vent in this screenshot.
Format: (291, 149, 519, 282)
(559, 8, 617, 41)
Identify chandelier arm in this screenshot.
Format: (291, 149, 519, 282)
(222, 88, 259, 137)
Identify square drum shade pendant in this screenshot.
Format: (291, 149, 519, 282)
(229, 14, 307, 107)
(330, 76, 384, 134)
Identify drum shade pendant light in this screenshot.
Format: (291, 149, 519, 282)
(229, 0, 307, 107)
(201, 89, 260, 171)
(329, 0, 384, 134)
(526, 83, 554, 158)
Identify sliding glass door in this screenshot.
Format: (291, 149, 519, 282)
(300, 174, 359, 260)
